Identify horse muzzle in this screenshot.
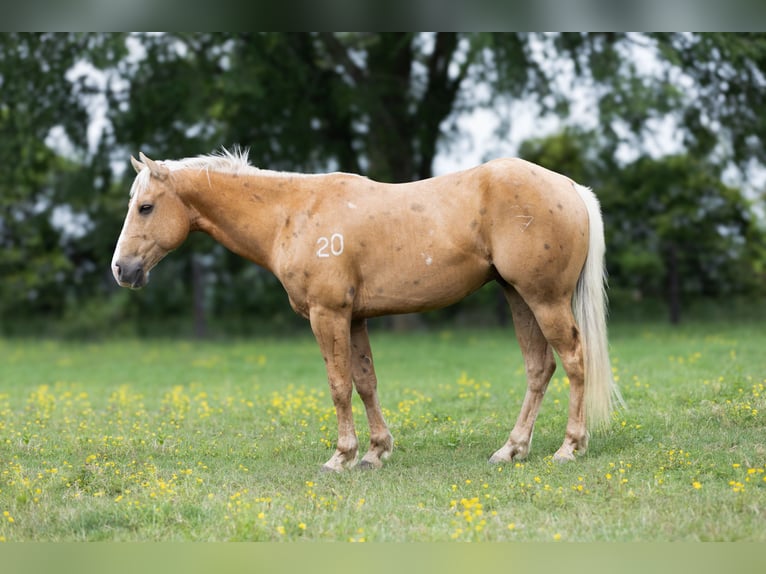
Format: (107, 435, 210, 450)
(112, 258, 148, 289)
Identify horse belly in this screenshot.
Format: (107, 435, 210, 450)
(355, 254, 491, 317)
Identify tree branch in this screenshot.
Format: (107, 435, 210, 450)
(316, 32, 366, 86)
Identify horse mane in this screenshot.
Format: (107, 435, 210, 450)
(129, 146, 329, 198)
(164, 146, 255, 175)
(130, 147, 255, 198)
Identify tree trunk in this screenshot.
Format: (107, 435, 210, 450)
(666, 243, 681, 325)
(191, 256, 208, 338)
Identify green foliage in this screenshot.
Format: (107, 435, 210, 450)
(2, 33, 766, 334)
(520, 128, 766, 321)
(654, 33, 766, 162)
(1, 35, 84, 319)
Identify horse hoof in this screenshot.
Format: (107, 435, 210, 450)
(356, 459, 382, 471)
(553, 452, 575, 464)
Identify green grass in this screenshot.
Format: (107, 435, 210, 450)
(0, 321, 764, 541)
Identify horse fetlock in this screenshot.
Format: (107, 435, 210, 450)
(352, 432, 393, 471)
(553, 432, 588, 463)
(374, 431, 394, 456)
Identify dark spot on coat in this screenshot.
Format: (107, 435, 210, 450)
(479, 208, 487, 215)
(544, 243, 550, 250)
(470, 220, 478, 229)
(557, 203, 563, 211)
(348, 286, 356, 298)
(410, 203, 425, 212)
(571, 326, 579, 341)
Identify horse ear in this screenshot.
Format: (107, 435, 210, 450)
(130, 155, 144, 174)
(139, 152, 169, 181)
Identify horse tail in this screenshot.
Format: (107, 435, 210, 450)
(572, 184, 624, 430)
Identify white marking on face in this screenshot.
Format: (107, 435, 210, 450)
(347, 202, 357, 209)
(421, 252, 433, 266)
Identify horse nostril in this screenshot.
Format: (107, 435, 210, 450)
(113, 259, 146, 289)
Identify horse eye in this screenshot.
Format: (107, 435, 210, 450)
(139, 204, 154, 215)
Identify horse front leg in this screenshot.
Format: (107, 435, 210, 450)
(350, 319, 393, 469)
(309, 306, 359, 472)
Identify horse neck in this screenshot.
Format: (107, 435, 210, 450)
(177, 169, 290, 271)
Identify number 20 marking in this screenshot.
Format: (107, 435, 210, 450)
(316, 233, 344, 258)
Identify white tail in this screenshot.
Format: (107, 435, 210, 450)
(572, 184, 624, 430)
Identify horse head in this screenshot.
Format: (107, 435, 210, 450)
(111, 153, 191, 289)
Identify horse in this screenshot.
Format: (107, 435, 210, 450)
(112, 149, 622, 472)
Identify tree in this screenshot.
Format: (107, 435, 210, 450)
(3, 33, 766, 334)
(520, 129, 764, 323)
(0, 34, 90, 324)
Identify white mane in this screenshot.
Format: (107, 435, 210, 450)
(163, 147, 256, 175)
(129, 147, 324, 198)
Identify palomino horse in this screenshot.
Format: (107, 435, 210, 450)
(112, 149, 622, 472)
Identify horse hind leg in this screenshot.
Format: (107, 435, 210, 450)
(531, 299, 589, 462)
(489, 286, 557, 464)
(351, 319, 394, 469)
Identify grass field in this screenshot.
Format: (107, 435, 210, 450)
(0, 321, 764, 542)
